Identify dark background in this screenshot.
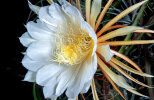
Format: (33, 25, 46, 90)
(1, 0, 34, 99)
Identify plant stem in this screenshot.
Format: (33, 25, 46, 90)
(117, 2, 148, 59)
(144, 45, 154, 100)
(145, 59, 154, 100)
(106, 0, 123, 19)
(124, 33, 144, 56)
(33, 83, 43, 100)
(33, 83, 38, 100)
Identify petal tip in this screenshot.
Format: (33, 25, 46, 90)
(28, 0, 40, 14)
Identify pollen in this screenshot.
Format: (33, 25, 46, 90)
(52, 22, 94, 65)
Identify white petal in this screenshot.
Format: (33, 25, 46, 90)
(68, 98, 76, 100)
(39, 6, 58, 28)
(26, 41, 56, 61)
(97, 44, 114, 62)
(26, 21, 55, 40)
(22, 55, 48, 72)
(81, 21, 97, 56)
(36, 19, 57, 33)
(19, 32, 35, 47)
(23, 71, 36, 82)
(28, 0, 40, 14)
(48, 3, 66, 24)
(66, 54, 97, 98)
(55, 65, 77, 96)
(39, 63, 76, 98)
(81, 54, 97, 93)
(59, 0, 83, 23)
(36, 63, 64, 86)
(43, 79, 58, 98)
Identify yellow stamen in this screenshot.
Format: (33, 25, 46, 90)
(53, 22, 94, 65)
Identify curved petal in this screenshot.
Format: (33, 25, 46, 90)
(23, 71, 36, 82)
(66, 54, 97, 98)
(59, 0, 83, 23)
(26, 21, 55, 40)
(97, 44, 114, 62)
(81, 21, 97, 56)
(26, 41, 56, 61)
(19, 32, 35, 47)
(97, 57, 135, 89)
(37, 62, 78, 98)
(28, 0, 40, 14)
(37, 63, 78, 98)
(36, 19, 57, 34)
(39, 5, 58, 29)
(48, 3, 65, 25)
(36, 63, 65, 86)
(81, 54, 97, 93)
(55, 65, 77, 96)
(43, 79, 58, 98)
(22, 55, 48, 72)
(90, 0, 102, 28)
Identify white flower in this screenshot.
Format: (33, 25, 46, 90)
(20, 0, 98, 99)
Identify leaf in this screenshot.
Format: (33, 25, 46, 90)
(108, 60, 152, 88)
(97, 56, 152, 98)
(97, 57, 134, 89)
(134, 29, 154, 33)
(97, 44, 114, 62)
(97, 26, 142, 42)
(101, 67, 126, 100)
(97, 0, 148, 37)
(111, 57, 154, 77)
(95, 0, 114, 31)
(127, 89, 149, 98)
(110, 49, 143, 72)
(98, 40, 154, 46)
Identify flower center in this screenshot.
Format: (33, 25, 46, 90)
(53, 22, 94, 65)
